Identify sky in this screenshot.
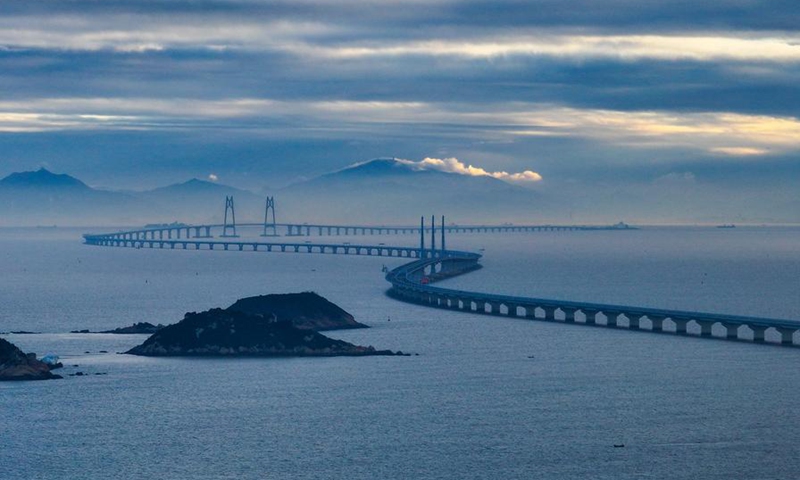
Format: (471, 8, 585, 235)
(0, 0, 798, 222)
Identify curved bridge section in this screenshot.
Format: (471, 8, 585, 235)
(84, 226, 800, 347)
(385, 254, 800, 347)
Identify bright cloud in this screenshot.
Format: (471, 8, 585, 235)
(304, 35, 800, 63)
(398, 157, 542, 184)
(1, 98, 798, 157)
(208, 173, 219, 182)
(1, 13, 799, 64)
(709, 147, 770, 156)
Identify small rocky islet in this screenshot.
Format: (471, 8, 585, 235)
(126, 292, 402, 357)
(70, 292, 366, 334)
(227, 292, 368, 331)
(0, 338, 62, 381)
(70, 322, 165, 334)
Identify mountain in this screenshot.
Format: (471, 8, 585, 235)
(138, 179, 264, 223)
(0, 160, 563, 226)
(0, 168, 90, 190)
(0, 169, 264, 226)
(0, 168, 148, 226)
(278, 158, 562, 224)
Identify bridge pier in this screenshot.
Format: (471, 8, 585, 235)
(628, 314, 643, 330)
(583, 309, 598, 325)
(605, 311, 619, 327)
(649, 315, 665, 332)
(542, 306, 556, 321)
(672, 317, 690, 335)
(562, 307, 576, 323)
(776, 327, 796, 345)
(696, 319, 714, 337)
(751, 325, 767, 343)
(721, 323, 740, 340)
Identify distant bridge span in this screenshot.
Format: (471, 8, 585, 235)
(83, 224, 800, 348)
(95, 221, 633, 241)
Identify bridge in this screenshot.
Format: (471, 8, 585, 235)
(99, 195, 633, 240)
(83, 235, 427, 259)
(82, 198, 798, 348)
(84, 223, 800, 349)
(384, 253, 800, 346)
(93, 221, 631, 241)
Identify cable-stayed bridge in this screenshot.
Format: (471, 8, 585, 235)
(83, 197, 799, 348)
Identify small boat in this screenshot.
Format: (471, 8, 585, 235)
(716, 224, 736, 229)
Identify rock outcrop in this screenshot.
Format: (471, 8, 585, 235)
(227, 292, 367, 331)
(0, 338, 62, 381)
(101, 322, 164, 334)
(126, 308, 398, 357)
(71, 322, 165, 334)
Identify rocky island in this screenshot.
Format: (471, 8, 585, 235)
(126, 308, 398, 357)
(227, 292, 367, 331)
(71, 322, 165, 334)
(0, 338, 62, 381)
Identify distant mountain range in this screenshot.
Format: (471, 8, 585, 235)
(278, 158, 558, 223)
(0, 159, 559, 226)
(0, 168, 262, 226)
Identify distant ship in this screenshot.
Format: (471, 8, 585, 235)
(716, 224, 736, 229)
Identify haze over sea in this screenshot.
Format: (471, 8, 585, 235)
(2, 226, 799, 479)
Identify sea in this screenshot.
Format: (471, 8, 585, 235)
(1, 226, 799, 480)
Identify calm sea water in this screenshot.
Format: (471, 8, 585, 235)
(1, 226, 799, 480)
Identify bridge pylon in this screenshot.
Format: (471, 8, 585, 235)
(221, 196, 239, 238)
(261, 196, 278, 237)
(441, 215, 446, 251)
(431, 215, 436, 252)
(420, 216, 425, 257)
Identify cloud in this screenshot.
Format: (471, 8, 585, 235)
(1, 9, 799, 64)
(709, 147, 769, 156)
(295, 35, 800, 63)
(398, 157, 543, 184)
(1, 98, 799, 159)
(208, 173, 218, 182)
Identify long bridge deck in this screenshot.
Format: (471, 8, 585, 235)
(385, 254, 800, 344)
(96, 221, 633, 240)
(83, 223, 799, 348)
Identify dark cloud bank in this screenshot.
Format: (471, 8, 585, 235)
(0, 0, 797, 224)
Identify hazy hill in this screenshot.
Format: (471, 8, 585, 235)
(0, 169, 264, 226)
(278, 158, 561, 224)
(138, 178, 265, 223)
(0, 161, 566, 226)
(0, 168, 147, 226)
(0, 168, 90, 190)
